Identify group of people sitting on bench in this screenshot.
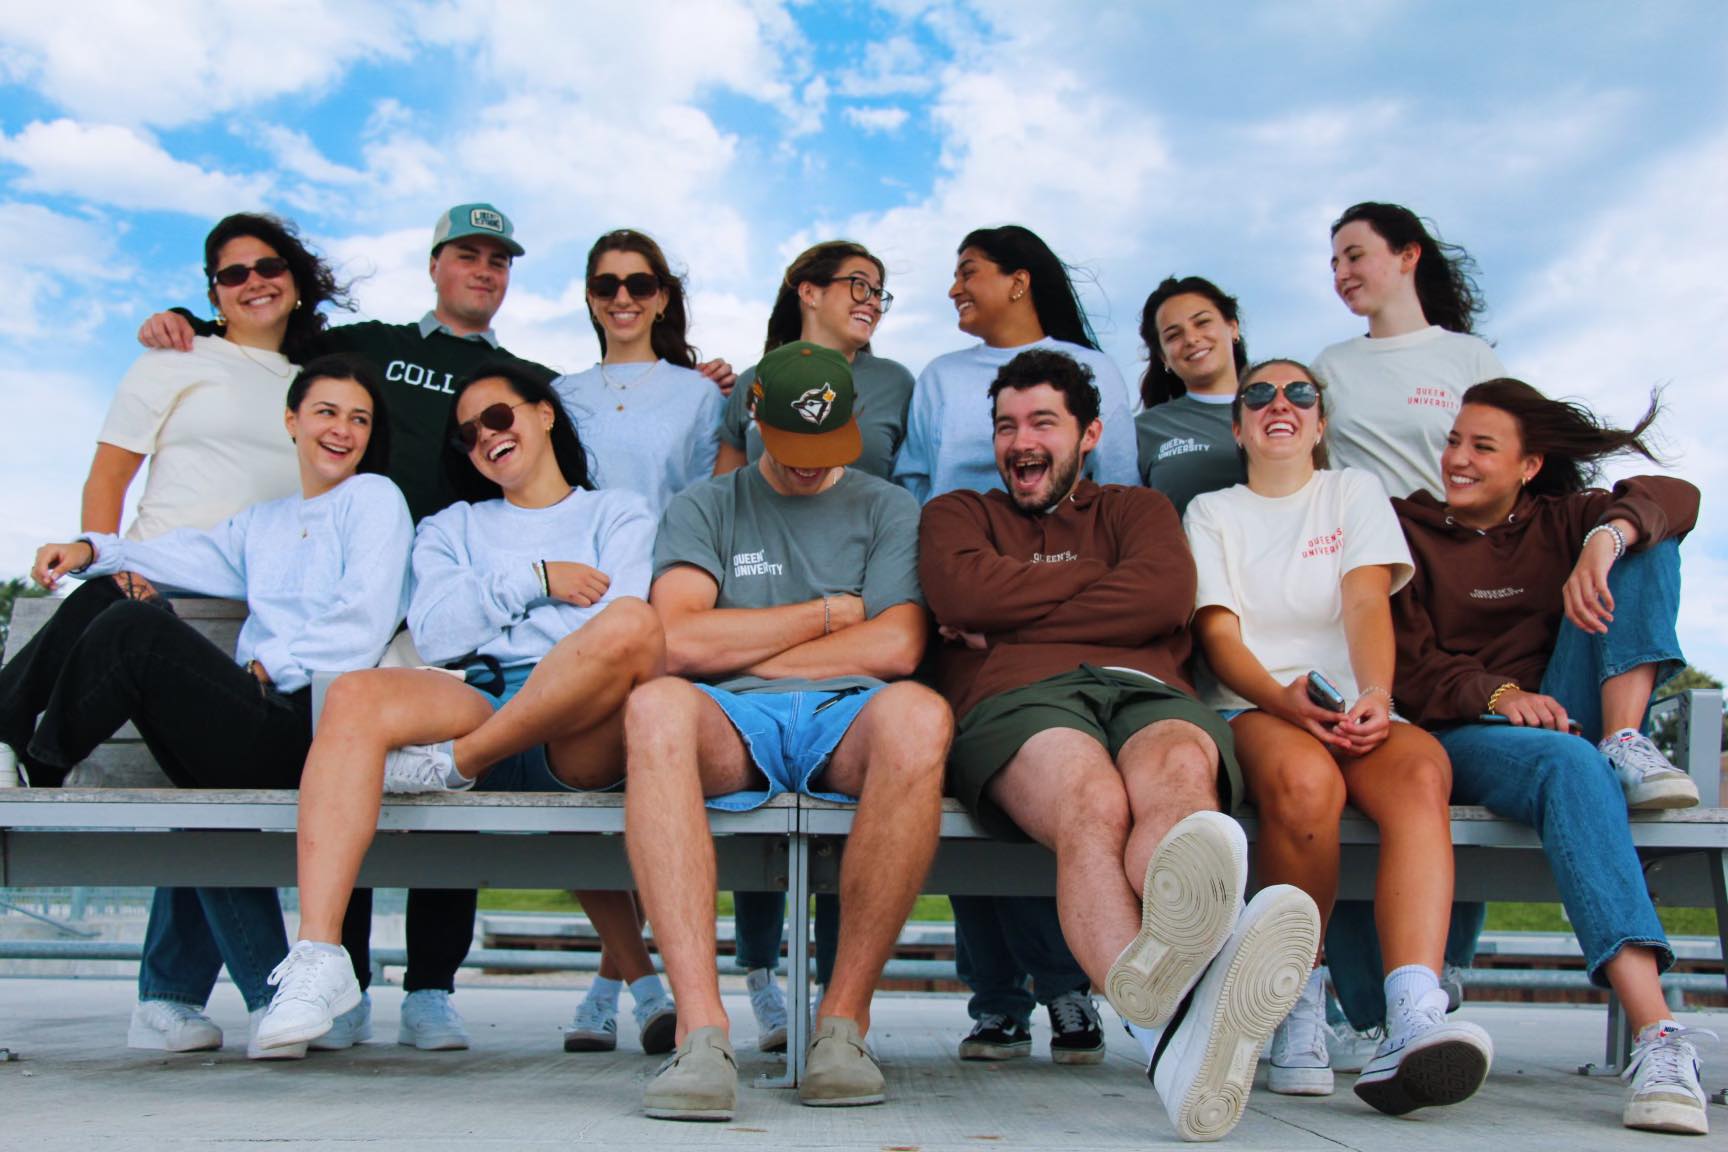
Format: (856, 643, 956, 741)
(0, 199, 1709, 1139)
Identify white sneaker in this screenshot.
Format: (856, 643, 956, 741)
(747, 968, 788, 1053)
(0, 743, 20, 788)
(563, 995, 618, 1053)
(1623, 1023, 1713, 1135)
(1354, 987, 1492, 1115)
(1441, 962, 1466, 1012)
(1268, 968, 1334, 1095)
(1328, 1020, 1382, 1074)
(1107, 811, 1247, 1029)
(397, 988, 471, 1050)
(1600, 730, 1699, 810)
(383, 741, 469, 794)
(127, 1000, 222, 1052)
(256, 941, 361, 1050)
(248, 1008, 309, 1060)
(309, 991, 372, 1051)
(1149, 884, 1321, 1142)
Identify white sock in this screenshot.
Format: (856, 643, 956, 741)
(1384, 964, 1440, 1035)
(628, 973, 668, 1005)
(583, 975, 622, 1010)
(1635, 1019, 1682, 1046)
(300, 940, 345, 958)
(437, 742, 471, 789)
(1126, 1021, 1165, 1063)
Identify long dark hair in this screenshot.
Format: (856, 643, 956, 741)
(585, 229, 698, 369)
(959, 225, 1098, 350)
(1233, 358, 1330, 470)
(286, 352, 391, 476)
(1137, 275, 1248, 408)
(204, 213, 352, 364)
(1331, 202, 1484, 335)
(442, 362, 593, 504)
(1461, 378, 1664, 497)
(765, 240, 886, 353)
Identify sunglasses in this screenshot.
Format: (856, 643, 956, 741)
(452, 399, 534, 452)
(827, 274, 894, 313)
(587, 272, 662, 300)
(211, 257, 292, 288)
(1240, 380, 1321, 411)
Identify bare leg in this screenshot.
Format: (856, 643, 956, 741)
(988, 728, 1138, 988)
(578, 891, 654, 982)
(623, 678, 758, 1042)
(1232, 712, 1344, 946)
(296, 669, 494, 943)
(812, 683, 950, 1037)
(1601, 664, 1658, 736)
(1117, 719, 1222, 888)
(1603, 945, 1671, 1031)
(452, 598, 664, 782)
(1338, 724, 1453, 973)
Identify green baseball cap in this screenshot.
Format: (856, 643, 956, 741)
(751, 341, 861, 469)
(431, 203, 525, 257)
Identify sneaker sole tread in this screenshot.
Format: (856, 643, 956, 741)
(639, 1009, 678, 1056)
(563, 1029, 618, 1053)
(1353, 1029, 1491, 1116)
(958, 1041, 1031, 1060)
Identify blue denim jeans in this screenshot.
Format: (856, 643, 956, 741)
(1326, 540, 1682, 1027)
(732, 891, 839, 987)
(953, 895, 1090, 1025)
(139, 886, 288, 1012)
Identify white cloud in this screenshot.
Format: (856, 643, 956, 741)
(0, 201, 130, 343)
(0, 370, 112, 579)
(845, 105, 911, 135)
(0, 120, 271, 216)
(836, 36, 937, 98)
(0, 1, 409, 129)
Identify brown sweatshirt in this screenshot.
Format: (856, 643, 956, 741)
(1391, 475, 1699, 727)
(918, 480, 1197, 721)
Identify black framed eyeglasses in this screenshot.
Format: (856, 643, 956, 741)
(1241, 380, 1320, 411)
(211, 257, 291, 288)
(587, 272, 662, 300)
(452, 400, 534, 452)
(827, 274, 893, 313)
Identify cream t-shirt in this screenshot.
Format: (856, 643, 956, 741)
(1184, 468, 1413, 712)
(98, 336, 301, 539)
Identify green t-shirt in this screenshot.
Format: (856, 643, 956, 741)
(721, 350, 915, 481)
(1135, 394, 1244, 516)
(652, 464, 923, 694)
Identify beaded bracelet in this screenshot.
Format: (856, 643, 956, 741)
(822, 595, 832, 635)
(1581, 523, 1626, 560)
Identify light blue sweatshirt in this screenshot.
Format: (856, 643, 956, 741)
(407, 487, 656, 668)
(891, 337, 1139, 504)
(553, 360, 725, 516)
(83, 473, 413, 693)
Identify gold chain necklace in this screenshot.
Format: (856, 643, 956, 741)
(599, 359, 660, 412)
(228, 338, 292, 379)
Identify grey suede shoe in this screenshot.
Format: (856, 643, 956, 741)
(643, 1026, 737, 1121)
(799, 1017, 886, 1107)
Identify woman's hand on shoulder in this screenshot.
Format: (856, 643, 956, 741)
(32, 540, 95, 590)
(545, 561, 611, 607)
(138, 311, 196, 352)
(697, 358, 737, 397)
(1273, 676, 1352, 749)
(1494, 689, 1573, 732)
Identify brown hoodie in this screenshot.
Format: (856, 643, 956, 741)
(1391, 475, 1698, 727)
(918, 480, 1196, 721)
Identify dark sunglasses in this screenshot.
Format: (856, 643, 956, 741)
(452, 400, 534, 452)
(827, 274, 894, 313)
(210, 257, 292, 288)
(587, 272, 662, 300)
(1241, 380, 1320, 411)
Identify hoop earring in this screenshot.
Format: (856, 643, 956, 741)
(215, 311, 226, 326)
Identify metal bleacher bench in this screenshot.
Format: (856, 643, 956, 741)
(2, 596, 1725, 1088)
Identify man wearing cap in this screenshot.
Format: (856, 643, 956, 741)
(625, 341, 950, 1120)
(134, 204, 557, 1051)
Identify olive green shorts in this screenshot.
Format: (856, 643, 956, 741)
(948, 665, 1241, 841)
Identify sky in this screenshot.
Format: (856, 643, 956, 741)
(1, 0, 1724, 671)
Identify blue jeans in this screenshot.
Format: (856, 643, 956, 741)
(139, 887, 288, 1013)
(953, 895, 1090, 1024)
(732, 891, 840, 987)
(1327, 540, 1682, 1026)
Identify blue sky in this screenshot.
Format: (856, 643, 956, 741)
(1, 0, 1724, 670)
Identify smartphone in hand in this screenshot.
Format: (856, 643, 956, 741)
(1306, 670, 1348, 713)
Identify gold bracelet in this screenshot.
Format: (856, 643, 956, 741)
(1486, 681, 1520, 715)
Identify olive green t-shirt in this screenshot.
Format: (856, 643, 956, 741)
(652, 464, 923, 694)
(721, 350, 915, 481)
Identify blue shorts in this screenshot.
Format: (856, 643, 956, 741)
(466, 663, 613, 795)
(696, 683, 884, 812)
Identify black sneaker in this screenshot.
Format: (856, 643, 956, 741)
(1047, 990, 1106, 1065)
(958, 1013, 1032, 1060)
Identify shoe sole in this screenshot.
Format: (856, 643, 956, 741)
(398, 1030, 470, 1051)
(958, 1041, 1031, 1060)
(644, 1104, 735, 1122)
(1051, 1043, 1107, 1066)
(126, 1025, 221, 1053)
(1161, 885, 1321, 1143)
(800, 1091, 886, 1107)
(757, 1025, 788, 1053)
(1107, 811, 1245, 1029)
(1267, 1064, 1335, 1095)
(1626, 779, 1700, 810)
(563, 1029, 617, 1053)
(1354, 1028, 1491, 1116)
(257, 983, 361, 1051)
(1624, 1100, 1710, 1136)
(640, 1008, 678, 1056)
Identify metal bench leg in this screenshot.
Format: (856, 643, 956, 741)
(1579, 990, 1631, 1076)
(755, 829, 809, 1089)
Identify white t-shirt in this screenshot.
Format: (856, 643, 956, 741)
(97, 336, 300, 540)
(553, 360, 724, 516)
(1184, 468, 1413, 712)
(1311, 326, 1505, 500)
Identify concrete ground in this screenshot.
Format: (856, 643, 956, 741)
(0, 977, 1721, 1150)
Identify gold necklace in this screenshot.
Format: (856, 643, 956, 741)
(228, 338, 292, 379)
(599, 359, 659, 411)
